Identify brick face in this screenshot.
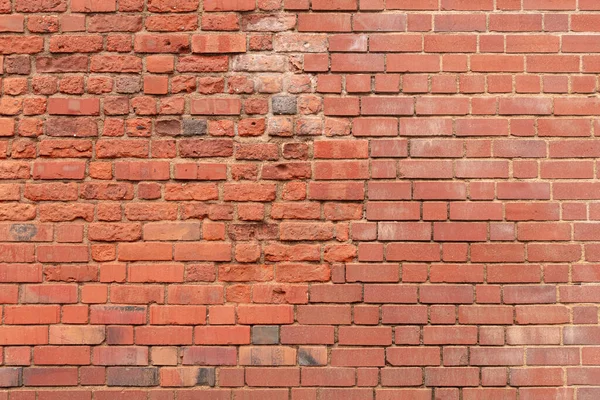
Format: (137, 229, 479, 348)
(0, 0, 598, 397)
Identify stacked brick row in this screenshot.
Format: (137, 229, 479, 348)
(1, 0, 600, 398)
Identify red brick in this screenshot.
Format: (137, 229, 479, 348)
(425, 35, 477, 53)
(338, 326, 392, 345)
(23, 367, 79, 386)
(90, 305, 147, 325)
(0, 263, 42, 282)
(380, 367, 423, 386)
(430, 264, 484, 283)
(388, 54, 440, 72)
(414, 182, 466, 200)
(435, 14, 486, 31)
(463, 389, 517, 400)
(296, 305, 351, 325)
(487, 264, 541, 283)
(204, 0, 254, 11)
(331, 348, 384, 366)
(386, 347, 440, 366)
(529, 348, 579, 366)
(109, 285, 163, 305)
(361, 97, 414, 116)
(300, 368, 355, 386)
(381, 305, 427, 324)
(246, 367, 299, 387)
(192, 34, 246, 53)
(331, 54, 384, 72)
(346, 264, 399, 283)
(91, 347, 148, 366)
(510, 367, 563, 386)
(181, 346, 237, 365)
(238, 305, 294, 324)
(5, 305, 60, 324)
(239, 346, 297, 366)
(0, 326, 48, 345)
(174, 242, 232, 261)
(424, 367, 479, 387)
(191, 98, 242, 115)
(136, 327, 193, 345)
(298, 14, 351, 32)
(490, 14, 542, 31)
(387, 0, 437, 8)
(21, 284, 78, 304)
(523, 0, 575, 9)
(470, 348, 523, 366)
(368, 185, 411, 201)
(423, 326, 477, 344)
(506, 35, 560, 53)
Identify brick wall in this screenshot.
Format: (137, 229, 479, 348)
(1, 0, 600, 398)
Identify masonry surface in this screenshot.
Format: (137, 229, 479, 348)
(2, 0, 600, 398)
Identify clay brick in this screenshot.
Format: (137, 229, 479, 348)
(23, 367, 79, 386)
(106, 367, 158, 387)
(251, 326, 280, 344)
(92, 347, 148, 366)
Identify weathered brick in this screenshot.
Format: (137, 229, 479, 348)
(251, 326, 280, 345)
(106, 367, 158, 387)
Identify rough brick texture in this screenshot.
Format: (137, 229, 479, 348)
(1, 0, 600, 398)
